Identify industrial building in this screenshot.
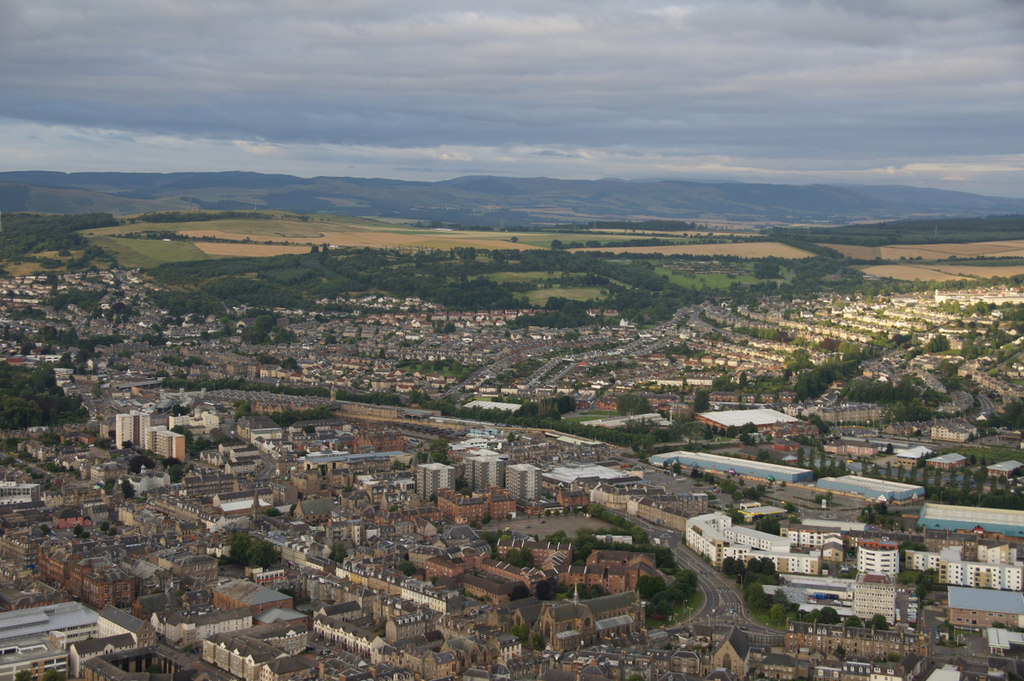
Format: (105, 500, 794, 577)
(651, 451, 814, 483)
(918, 503, 1024, 538)
(696, 408, 801, 431)
(815, 475, 925, 503)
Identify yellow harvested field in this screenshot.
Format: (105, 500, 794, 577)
(825, 244, 882, 259)
(572, 242, 813, 258)
(879, 239, 1024, 260)
(194, 243, 313, 257)
(864, 263, 1024, 282)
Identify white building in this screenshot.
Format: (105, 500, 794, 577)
(856, 540, 900, 577)
(852, 573, 896, 624)
(686, 512, 819, 574)
(906, 544, 1024, 591)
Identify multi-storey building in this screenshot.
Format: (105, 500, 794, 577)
(465, 453, 506, 492)
(686, 512, 820, 574)
(114, 411, 151, 449)
(852, 573, 896, 624)
(905, 545, 1024, 590)
(505, 463, 541, 501)
(856, 540, 899, 577)
(785, 620, 928, 659)
(414, 462, 455, 499)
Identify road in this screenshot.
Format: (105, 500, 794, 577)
(661, 530, 780, 637)
(616, 505, 781, 638)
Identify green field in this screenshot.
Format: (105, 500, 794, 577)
(654, 266, 759, 288)
(91, 236, 212, 269)
(526, 287, 605, 305)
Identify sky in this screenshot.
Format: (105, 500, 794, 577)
(1, 0, 1023, 197)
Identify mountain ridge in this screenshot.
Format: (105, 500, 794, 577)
(2, 171, 1023, 225)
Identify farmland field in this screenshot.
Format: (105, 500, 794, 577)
(825, 244, 882, 259)
(89, 236, 212, 269)
(864, 263, 1024, 282)
(194, 243, 314, 257)
(574, 242, 813, 258)
(879, 239, 1024, 261)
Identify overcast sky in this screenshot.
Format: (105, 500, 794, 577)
(1, 0, 1022, 196)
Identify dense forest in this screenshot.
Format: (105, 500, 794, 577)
(0, 363, 87, 429)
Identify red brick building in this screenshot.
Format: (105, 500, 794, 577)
(213, 579, 294, 616)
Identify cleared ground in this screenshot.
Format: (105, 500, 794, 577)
(484, 513, 614, 538)
(525, 287, 605, 305)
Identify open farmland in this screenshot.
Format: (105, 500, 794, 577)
(864, 263, 1024, 282)
(879, 239, 1024, 261)
(824, 244, 883, 259)
(572, 241, 813, 258)
(89, 236, 213, 269)
(194, 242, 313, 257)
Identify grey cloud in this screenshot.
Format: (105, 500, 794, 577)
(0, 0, 1021, 195)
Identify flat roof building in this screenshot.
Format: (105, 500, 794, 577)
(816, 475, 924, 502)
(697, 408, 800, 430)
(919, 503, 1024, 538)
(948, 586, 1024, 629)
(651, 451, 813, 483)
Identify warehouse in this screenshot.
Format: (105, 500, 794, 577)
(697, 408, 800, 431)
(918, 503, 1024, 538)
(650, 450, 814, 483)
(815, 475, 925, 503)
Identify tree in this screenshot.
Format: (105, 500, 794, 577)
(693, 390, 710, 413)
(870, 613, 890, 630)
(845, 615, 863, 628)
(398, 560, 417, 576)
(246, 539, 280, 568)
(229, 532, 253, 564)
(121, 479, 135, 498)
(329, 543, 347, 563)
(15, 670, 32, 681)
(818, 606, 840, 624)
(428, 438, 451, 464)
(42, 671, 65, 681)
(636, 575, 667, 599)
(511, 623, 529, 644)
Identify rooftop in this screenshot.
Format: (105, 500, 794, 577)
(948, 586, 1024, 614)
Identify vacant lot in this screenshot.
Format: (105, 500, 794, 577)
(485, 513, 614, 538)
(575, 242, 813, 258)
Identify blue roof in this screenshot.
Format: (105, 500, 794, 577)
(948, 586, 1024, 614)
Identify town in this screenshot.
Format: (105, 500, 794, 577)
(3, 266, 1024, 681)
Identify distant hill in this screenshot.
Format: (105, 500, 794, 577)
(2, 171, 1023, 225)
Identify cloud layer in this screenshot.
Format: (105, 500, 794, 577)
(2, 1, 1022, 196)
